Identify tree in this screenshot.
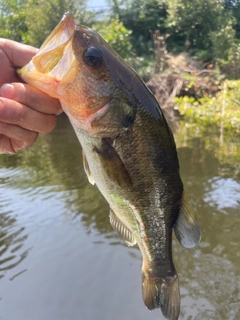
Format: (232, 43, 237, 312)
(108, 0, 168, 56)
(223, 0, 240, 40)
(167, 0, 236, 60)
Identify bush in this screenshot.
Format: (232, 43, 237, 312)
(175, 80, 240, 133)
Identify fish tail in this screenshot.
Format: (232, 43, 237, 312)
(142, 270, 180, 320)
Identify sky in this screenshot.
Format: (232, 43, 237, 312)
(87, 0, 109, 10)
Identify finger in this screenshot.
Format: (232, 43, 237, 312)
(0, 135, 35, 154)
(0, 39, 37, 86)
(0, 97, 57, 135)
(0, 135, 15, 154)
(0, 83, 63, 115)
(0, 39, 37, 68)
(0, 123, 38, 154)
(0, 50, 23, 86)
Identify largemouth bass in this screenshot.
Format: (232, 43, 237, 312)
(18, 13, 201, 320)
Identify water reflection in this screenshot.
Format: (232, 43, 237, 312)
(0, 210, 27, 279)
(178, 251, 240, 319)
(0, 114, 240, 319)
(0, 178, 28, 280)
(174, 124, 240, 319)
(204, 177, 240, 210)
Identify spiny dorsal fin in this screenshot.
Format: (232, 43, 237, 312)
(174, 192, 201, 248)
(82, 149, 95, 185)
(109, 208, 136, 246)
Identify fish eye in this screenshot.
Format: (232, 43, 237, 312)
(83, 46, 103, 68)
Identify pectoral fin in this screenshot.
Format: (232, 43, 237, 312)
(110, 208, 136, 246)
(82, 149, 95, 185)
(174, 192, 201, 248)
(94, 138, 132, 188)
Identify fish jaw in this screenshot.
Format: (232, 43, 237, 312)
(18, 12, 77, 99)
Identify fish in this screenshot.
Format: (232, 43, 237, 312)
(18, 13, 201, 320)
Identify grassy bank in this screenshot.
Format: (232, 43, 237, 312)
(175, 80, 240, 134)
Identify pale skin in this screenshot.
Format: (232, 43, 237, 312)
(0, 39, 63, 154)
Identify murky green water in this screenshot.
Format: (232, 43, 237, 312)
(0, 114, 240, 320)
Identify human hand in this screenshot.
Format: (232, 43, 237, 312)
(0, 39, 63, 154)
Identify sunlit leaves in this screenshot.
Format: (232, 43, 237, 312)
(175, 80, 240, 133)
(108, 0, 168, 56)
(167, 0, 236, 60)
(0, 0, 96, 47)
(93, 15, 132, 59)
(0, 0, 28, 42)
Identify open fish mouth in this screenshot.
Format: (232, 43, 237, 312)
(18, 13, 77, 95)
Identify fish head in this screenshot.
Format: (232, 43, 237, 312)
(18, 13, 122, 126)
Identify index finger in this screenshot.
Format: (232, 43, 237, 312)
(0, 39, 37, 68)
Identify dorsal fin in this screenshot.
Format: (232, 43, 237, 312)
(109, 208, 136, 246)
(174, 192, 201, 248)
(82, 149, 95, 185)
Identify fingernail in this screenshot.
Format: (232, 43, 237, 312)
(0, 83, 15, 99)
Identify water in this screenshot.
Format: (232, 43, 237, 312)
(0, 114, 240, 320)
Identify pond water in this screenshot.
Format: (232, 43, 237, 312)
(0, 113, 240, 320)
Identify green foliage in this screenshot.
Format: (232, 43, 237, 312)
(108, 0, 239, 63)
(175, 80, 240, 133)
(0, 0, 28, 42)
(108, 0, 168, 56)
(93, 15, 132, 59)
(215, 41, 240, 79)
(224, 0, 240, 40)
(0, 0, 97, 47)
(1, 0, 240, 79)
(167, 0, 236, 60)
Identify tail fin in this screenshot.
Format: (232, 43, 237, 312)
(142, 272, 180, 320)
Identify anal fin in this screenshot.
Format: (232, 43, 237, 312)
(174, 192, 201, 248)
(109, 208, 136, 246)
(82, 149, 95, 185)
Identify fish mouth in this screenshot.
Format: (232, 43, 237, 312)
(18, 12, 77, 96)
